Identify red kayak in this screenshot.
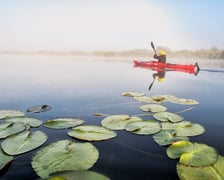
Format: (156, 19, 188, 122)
(133, 60, 200, 75)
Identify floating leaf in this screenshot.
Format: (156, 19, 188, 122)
(48, 171, 110, 180)
(153, 130, 189, 146)
(170, 98, 199, 105)
(101, 115, 142, 130)
(167, 141, 218, 166)
(3, 116, 42, 127)
(125, 120, 161, 135)
(162, 121, 205, 136)
(122, 91, 145, 97)
(2, 131, 47, 155)
(32, 140, 99, 179)
(140, 104, 167, 113)
(0, 148, 13, 170)
(152, 95, 178, 102)
(153, 112, 184, 122)
(177, 162, 223, 180)
(166, 141, 193, 159)
(68, 125, 117, 141)
(44, 118, 84, 129)
(0, 122, 25, 139)
(213, 156, 224, 177)
(27, 104, 51, 113)
(0, 110, 24, 120)
(151, 96, 166, 103)
(133, 96, 157, 103)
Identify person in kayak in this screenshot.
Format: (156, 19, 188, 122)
(151, 50, 166, 82)
(153, 50, 166, 63)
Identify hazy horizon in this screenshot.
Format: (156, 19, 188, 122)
(0, 1, 223, 52)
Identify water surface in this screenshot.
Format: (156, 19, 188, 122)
(0, 55, 224, 179)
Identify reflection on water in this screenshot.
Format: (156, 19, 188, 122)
(0, 55, 224, 179)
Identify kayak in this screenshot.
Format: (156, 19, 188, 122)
(133, 60, 200, 75)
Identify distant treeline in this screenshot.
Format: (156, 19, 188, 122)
(1, 46, 224, 59)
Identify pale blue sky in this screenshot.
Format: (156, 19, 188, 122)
(0, 0, 223, 51)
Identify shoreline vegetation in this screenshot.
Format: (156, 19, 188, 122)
(0, 46, 224, 60)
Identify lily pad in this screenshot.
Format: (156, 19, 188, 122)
(48, 171, 110, 180)
(27, 104, 52, 113)
(133, 96, 157, 103)
(1, 130, 47, 155)
(153, 130, 189, 146)
(68, 125, 117, 141)
(153, 112, 184, 122)
(101, 115, 142, 130)
(122, 91, 145, 97)
(177, 162, 223, 180)
(213, 156, 224, 177)
(0, 122, 26, 139)
(3, 116, 42, 127)
(167, 141, 218, 166)
(140, 104, 167, 113)
(152, 95, 178, 102)
(0, 148, 13, 170)
(170, 98, 199, 105)
(31, 140, 99, 179)
(125, 120, 161, 135)
(0, 110, 24, 119)
(162, 121, 205, 137)
(44, 118, 85, 129)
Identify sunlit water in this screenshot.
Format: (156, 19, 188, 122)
(0, 55, 224, 180)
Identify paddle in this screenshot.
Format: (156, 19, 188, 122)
(148, 77, 156, 91)
(148, 41, 157, 91)
(151, 41, 157, 54)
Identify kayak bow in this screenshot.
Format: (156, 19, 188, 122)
(133, 60, 200, 75)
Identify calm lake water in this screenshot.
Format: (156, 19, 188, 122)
(0, 55, 224, 180)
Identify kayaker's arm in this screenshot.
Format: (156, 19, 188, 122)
(153, 54, 160, 59)
(153, 53, 166, 63)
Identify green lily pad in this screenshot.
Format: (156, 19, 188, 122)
(0, 148, 13, 170)
(0, 110, 24, 119)
(213, 156, 224, 177)
(31, 140, 99, 179)
(27, 104, 51, 113)
(153, 130, 189, 146)
(162, 121, 205, 137)
(140, 104, 167, 113)
(101, 115, 142, 130)
(177, 162, 223, 180)
(167, 141, 218, 166)
(1, 130, 47, 155)
(153, 112, 184, 122)
(3, 116, 42, 127)
(0, 122, 26, 139)
(166, 140, 192, 159)
(68, 125, 117, 141)
(133, 96, 157, 103)
(170, 98, 199, 105)
(48, 171, 110, 180)
(44, 118, 85, 129)
(122, 91, 145, 97)
(125, 120, 161, 135)
(152, 95, 177, 101)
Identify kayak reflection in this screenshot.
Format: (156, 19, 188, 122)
(133, 60, 200, 91)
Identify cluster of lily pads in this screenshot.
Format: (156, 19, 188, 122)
(0, 108, 110, 180)
(121, 92, 224, 179)
(0, 92, 223, 180)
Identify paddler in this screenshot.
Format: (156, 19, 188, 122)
(153, 50, 166, 63)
